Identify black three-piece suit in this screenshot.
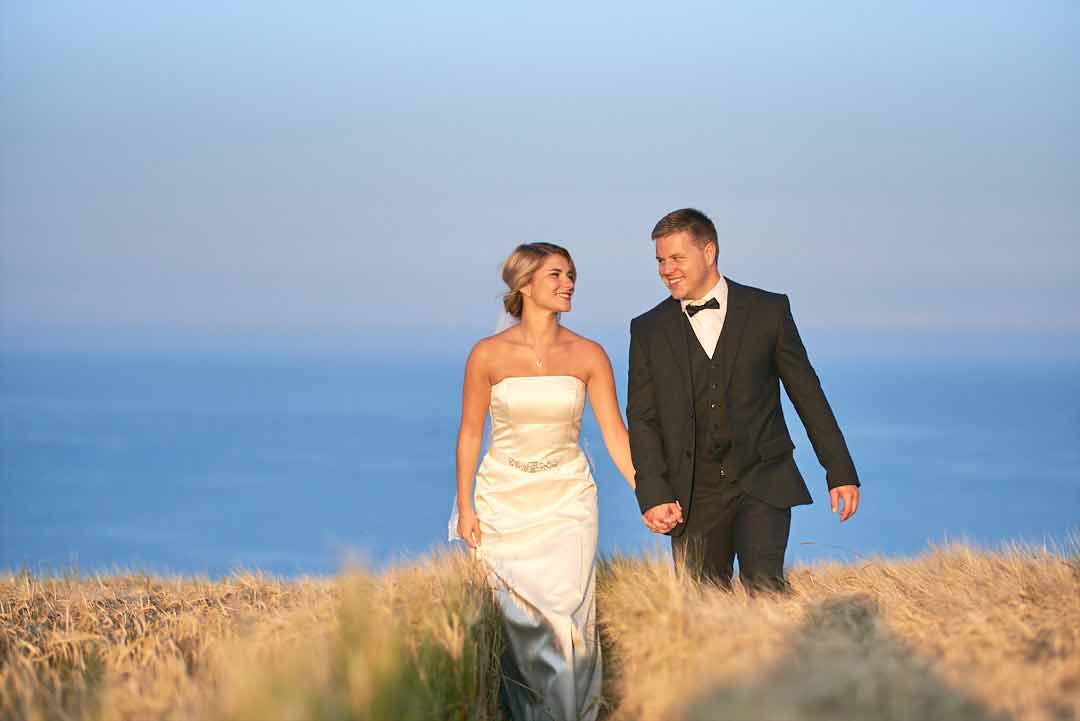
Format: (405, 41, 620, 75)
(627, 278, 859, 589)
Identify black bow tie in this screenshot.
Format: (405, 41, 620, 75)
(685, 297, 720, 318)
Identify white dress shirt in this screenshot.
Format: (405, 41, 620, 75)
(680, 276, 728, 358)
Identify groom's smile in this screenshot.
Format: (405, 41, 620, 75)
(655, 229, 719, 301)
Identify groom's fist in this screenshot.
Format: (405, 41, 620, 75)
(642, 501, 684, 534)
(829, 485, 860, 522)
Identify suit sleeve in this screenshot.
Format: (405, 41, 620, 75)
(774, 295, 860, 489)
(627, 318, 677, 512)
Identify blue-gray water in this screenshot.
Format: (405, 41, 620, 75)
(2, 349, 1078, 577)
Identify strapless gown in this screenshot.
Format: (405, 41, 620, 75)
(474, 375, 601, 721)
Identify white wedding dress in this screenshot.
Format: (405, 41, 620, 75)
(471, 374, 601, 721)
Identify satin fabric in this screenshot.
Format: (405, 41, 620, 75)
(474, 375, 601, 721)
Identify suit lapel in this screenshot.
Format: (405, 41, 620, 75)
(659, 297, 694, 400)
(721, 279, 751, 391)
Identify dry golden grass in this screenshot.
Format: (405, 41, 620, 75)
(601, 541, 1079, 721)
(1, 554, 502, 721)
(2, 541, 1077, 721)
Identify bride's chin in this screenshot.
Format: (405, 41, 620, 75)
(548, 299, 572, 313)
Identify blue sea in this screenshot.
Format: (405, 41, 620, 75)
(2, 346, 1078, 577)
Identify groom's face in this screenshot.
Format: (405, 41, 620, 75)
(655, 230, 717, 301)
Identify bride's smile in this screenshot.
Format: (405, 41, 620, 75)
(521, 254, 576, 314)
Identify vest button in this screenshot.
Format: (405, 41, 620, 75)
(710, 401, 719, 409)
(685, 450, 691, 458)
(710, 383, 717, 389)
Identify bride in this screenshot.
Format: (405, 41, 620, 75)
(454, 242, 637, 721)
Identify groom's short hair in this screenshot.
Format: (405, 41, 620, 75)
(651, 208, 718, 257)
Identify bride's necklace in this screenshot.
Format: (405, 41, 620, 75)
(530, 345, 549, 368)
(520, 330, 553, 368)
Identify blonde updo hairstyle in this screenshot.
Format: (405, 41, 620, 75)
(501, 242, 576, 319)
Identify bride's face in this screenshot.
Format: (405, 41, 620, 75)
(522, 254, 575, 314)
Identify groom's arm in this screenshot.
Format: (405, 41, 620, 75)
(774, 295, 859, 489)
(627, 319, 677, 513)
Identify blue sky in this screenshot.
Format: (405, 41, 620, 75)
(2, 2, 1078, 354)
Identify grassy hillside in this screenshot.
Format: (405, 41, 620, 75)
(2, 542, 1077, 721)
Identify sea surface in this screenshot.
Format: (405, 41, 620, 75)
(2, 349, 1078, 577)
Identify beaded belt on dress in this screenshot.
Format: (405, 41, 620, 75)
(489, 448, 563, 473)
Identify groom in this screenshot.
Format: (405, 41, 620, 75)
(627, 208, 860, 591)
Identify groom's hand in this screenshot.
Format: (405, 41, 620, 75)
(642, 501, 684, 534)
(830, 485, 860, 522)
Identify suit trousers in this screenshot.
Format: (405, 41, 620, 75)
(671, 459, 791, 593)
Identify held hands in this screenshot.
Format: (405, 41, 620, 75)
(830, 484, 860, 522)
(642, 501, 684, 534)
(457, 508, 482, 548)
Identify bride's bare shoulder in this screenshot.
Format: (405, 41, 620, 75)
(478, 327, 522, 353)
(558, 326, 599, 349)
(468, 330, 517, 364)
(489, 325, 522, 342)
(559, 328, 610, 363)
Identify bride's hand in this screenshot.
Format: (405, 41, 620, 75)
(457, 508, 482, 548)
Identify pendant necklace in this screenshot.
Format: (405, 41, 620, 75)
(521, 329, 550, 368)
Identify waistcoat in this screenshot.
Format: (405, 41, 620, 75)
(684, 314, 733, 466)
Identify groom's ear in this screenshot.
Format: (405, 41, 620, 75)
(705, 241, 718, 266)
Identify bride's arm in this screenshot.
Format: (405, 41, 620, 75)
(456, 341, 492, 547)
(584, 342, 636, 490)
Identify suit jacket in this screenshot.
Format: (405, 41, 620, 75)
(627, 279, 859, 536)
